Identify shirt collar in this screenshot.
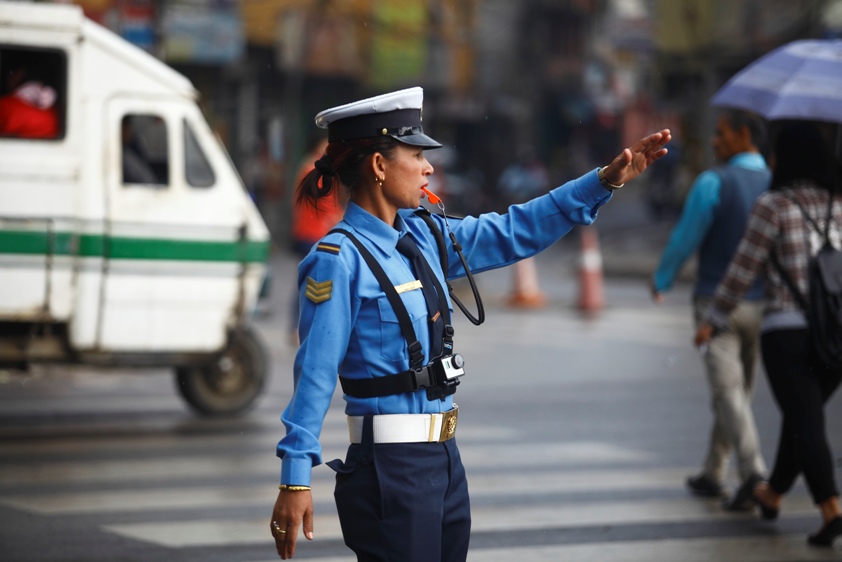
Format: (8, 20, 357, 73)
(342, 202, 408, 253)
(728, 152, 767, 170)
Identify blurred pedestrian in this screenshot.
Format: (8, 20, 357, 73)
(696, 122, 842, 547)
(651, 109, 770, 510)
(269, 85, 671, 560)
(288, 135, 345, 344)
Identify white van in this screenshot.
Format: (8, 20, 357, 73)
(0, 2, 272, 415)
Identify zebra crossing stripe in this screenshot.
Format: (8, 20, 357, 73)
(0, 440, 651, 486)
(103, 516, 343, 548)
(95, 496, 820, 549)
(0, 468, 698, 514)
(240, 535, 834, 562)
(463, 535, 833, 562)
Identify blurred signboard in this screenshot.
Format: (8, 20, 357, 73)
(368, 0, 427, 89)
(249, 1, 365, 77)
(161, 0, 244, 64)
(657, 0, 821, 54)
(73, 0, 117, 27)
(120, 0, 155, 52)
(74, 0, 156, 52)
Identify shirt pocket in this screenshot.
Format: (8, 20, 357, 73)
(377, 293, 426, 362)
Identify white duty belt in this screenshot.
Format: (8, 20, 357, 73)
(347, 405, 458, 444)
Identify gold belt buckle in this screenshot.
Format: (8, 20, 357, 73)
(438, 406, 458, 442)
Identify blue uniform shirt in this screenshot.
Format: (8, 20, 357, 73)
(277, 169, 611, 486)
(653, 152, 769, 293)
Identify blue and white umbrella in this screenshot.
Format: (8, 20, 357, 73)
(711, 39, 842, 123)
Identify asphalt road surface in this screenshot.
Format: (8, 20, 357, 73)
(1, 248, 841, 561)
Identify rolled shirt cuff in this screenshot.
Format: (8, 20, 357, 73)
(281, 457, 313, 487)
(546, 168, 613, 225)
(581, 167, 614, 199)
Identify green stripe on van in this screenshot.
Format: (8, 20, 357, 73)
(106, 237, 269, 262)
(0, 230, 270, 263)
(0, 231, 80, 254)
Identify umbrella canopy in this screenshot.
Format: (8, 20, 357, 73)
(711, 39, 842, 123)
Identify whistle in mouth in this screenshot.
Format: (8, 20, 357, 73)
(421, 187, 441, 205)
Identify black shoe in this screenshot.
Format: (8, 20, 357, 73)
(686, 474, 724, 497)
(724, 474, 763, 512)
(808, 516, 842, 547)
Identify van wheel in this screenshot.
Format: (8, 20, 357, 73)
(176, 327, 268, 416)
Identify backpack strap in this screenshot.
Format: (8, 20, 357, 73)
(786, 193, 827, 241)
(770, 249, 809, 312)
(769, 192, 834, 313)
(822, 193, 835, 246)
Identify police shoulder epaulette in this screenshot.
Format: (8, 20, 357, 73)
(316, 241, 341, 255)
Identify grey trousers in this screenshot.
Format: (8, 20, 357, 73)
(693, 296, 766, 483)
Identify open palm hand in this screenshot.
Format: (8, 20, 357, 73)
(602, 129, 672, 187)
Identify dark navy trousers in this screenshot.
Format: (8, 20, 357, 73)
(328, 416, 471, 561)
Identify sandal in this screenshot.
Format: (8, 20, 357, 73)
(751, 481, 780, 521)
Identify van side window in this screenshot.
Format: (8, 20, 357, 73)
(122, 114, 168, 186)
(0, 46, 66, 140)
(184, 120, 215, 188)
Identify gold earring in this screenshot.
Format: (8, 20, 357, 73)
(377, 176, 384, 188)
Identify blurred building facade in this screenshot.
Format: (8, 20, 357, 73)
(653, 0, 830, 210)
(31, 0, 842, 241)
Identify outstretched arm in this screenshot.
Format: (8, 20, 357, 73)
(601, 129, 672, 187)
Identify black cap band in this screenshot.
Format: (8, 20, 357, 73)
(328, 108, 421, 142)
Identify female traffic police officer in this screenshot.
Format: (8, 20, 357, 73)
(270, 87, 671, 561)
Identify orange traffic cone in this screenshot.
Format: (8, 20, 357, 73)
(578, 226, 604, 314)
(506, 257, 547, 308)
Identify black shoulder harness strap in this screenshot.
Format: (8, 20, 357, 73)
(414, 208, 449, 274)
(330, 229, 424, 370)
(329, 227, 453, 398)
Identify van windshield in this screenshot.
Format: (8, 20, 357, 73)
(184, 120, 215, 188)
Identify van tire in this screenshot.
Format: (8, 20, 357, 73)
(176, 326, 268, 416)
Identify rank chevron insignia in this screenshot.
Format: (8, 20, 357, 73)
(306, 277, 333, 303)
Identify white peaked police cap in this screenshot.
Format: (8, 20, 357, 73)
(314, 87, 442, 149)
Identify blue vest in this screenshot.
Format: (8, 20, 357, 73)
(696, 165, 770, 300)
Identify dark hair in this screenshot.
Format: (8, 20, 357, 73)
(296, 137, 398, 208)
(720, 109, 767, 150)
(770, 122, 840, 193)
